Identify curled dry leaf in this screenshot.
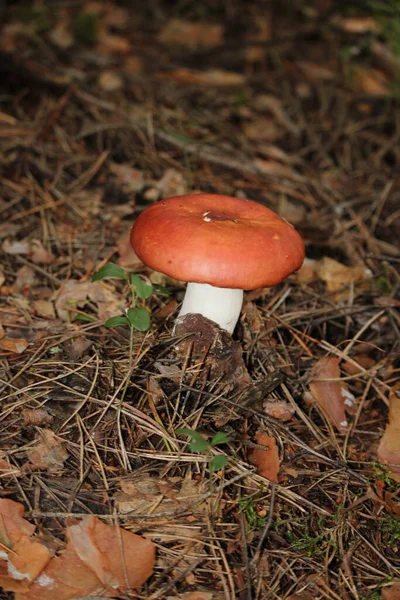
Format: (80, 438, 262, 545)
(306, 357, 357, 432)
(22, 409, 54, 427)
(26, 429, 69, 472)
(248, 432, 280, 483)
(54, 279, 125, 322)
(298, 257, 372, 301)
(15, 516, 155, 600)
(0, 499, 52, 593)
(377, 386, 400, 482)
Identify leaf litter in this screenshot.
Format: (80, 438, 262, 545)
(0, 1, 400, 598)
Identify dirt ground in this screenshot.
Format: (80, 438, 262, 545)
(0, 1, 399, 599)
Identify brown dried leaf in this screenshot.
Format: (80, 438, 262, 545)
(332, 16, 381, 33)
(15, 516, 155, 600)
(248, 432, 280, 483)
(0, 535, 52, 593)
(157, 168, 188, 198)
(0, 337, 28, 354)
(29, 240, 54, 264)
(33, 300, 55, 318)
(55, 280, 125, 322)
(109, 162, 144, 193)
(0, 499, 35, 544)
(14, 266, 36, 291)
(98, 71, 123, 91)
(26, 429, 69, 472)
(0, 457, 20, 478)
(117, 229, 144, 270)
(352, 66, 390, 97)
(263, 399, 295, 422)
(0, 500, 52, 593)
(307, 357, 356, 432)
(22, 409, 54, 427)
(156, 68, 245, 87)
(159, 19, 223, 50)
(382, 581, 400, 600)
(377, 386, 400, 482)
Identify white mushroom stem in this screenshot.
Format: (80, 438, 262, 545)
(176, 282, 243, 334)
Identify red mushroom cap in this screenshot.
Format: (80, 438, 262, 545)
(131, 193, 305, 289)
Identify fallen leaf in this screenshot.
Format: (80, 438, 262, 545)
(22, 409, 54, 427)
(382, 581, 400, 600)
(352, 66, 390, 97)
(167, 592, 216, 600)
(306, 357, 357, 432)
(15, 516, 155, 600)
(29, 240, 54, 264)
(109, 162, 144, 193)
(0, 457, 21, 478)
(33, 300, 55, 318)
(263, 399, 295, 422)
(54, 280, 125, 322)
(244, 118, 281, 142)
(297, 61, 335, 81)
(0, 499, 35, 543)
(117, 230, 144, 270)
(14, 266, 36, 291)
(0, 499, 52, 593)
(157, 168, 188, 198)
(68, 336, 93, 360)
(298, 257, 372, 301)
(377, 386, 400, 482)
(248, 432, 280, 482)
(156, 68, 245, 87)
(48, 23, 74, 49)
(159, 19, 223, 50)
(332, 16, 381, 33)
(2, 238, 30, 255)
(26, 429, 69, 472)
(98, 71, 123, 91)
(0, 337, 28, 354)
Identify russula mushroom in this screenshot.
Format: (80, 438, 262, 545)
(131, 193, 305, 334)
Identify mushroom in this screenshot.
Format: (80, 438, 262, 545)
(130, 193, 305, 334)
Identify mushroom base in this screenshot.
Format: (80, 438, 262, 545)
(176, 282, 243, 335)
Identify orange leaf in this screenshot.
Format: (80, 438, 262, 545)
(307, 357, 356, 431)
(18, 516, 155, 600)
(377, 386, 400, 482)
(248, 432, 280, 483)
(382, 580, 400, 600)
(0, 500, 52, 593)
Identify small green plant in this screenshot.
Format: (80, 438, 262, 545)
(380, 514, 400, 546)
(371, 462, 396, 486)
(92, 263, 168, 332)
(238, 493, 267, 532)
(176, 428, 231, 473)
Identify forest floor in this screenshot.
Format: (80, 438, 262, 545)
(0, 1, 399, 599)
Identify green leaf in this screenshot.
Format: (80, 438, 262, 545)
(104, 315, 130, 328)
(73, 313, 96, 323)
(130, 274, 153, 299)
(210, 431, 232, 447)
(210, 455, 228, 472)
(176, 428, 210, 453)
(152, 283, 170, 297)
(92, 263, 128, 282)
(126, 307, 151, 331)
